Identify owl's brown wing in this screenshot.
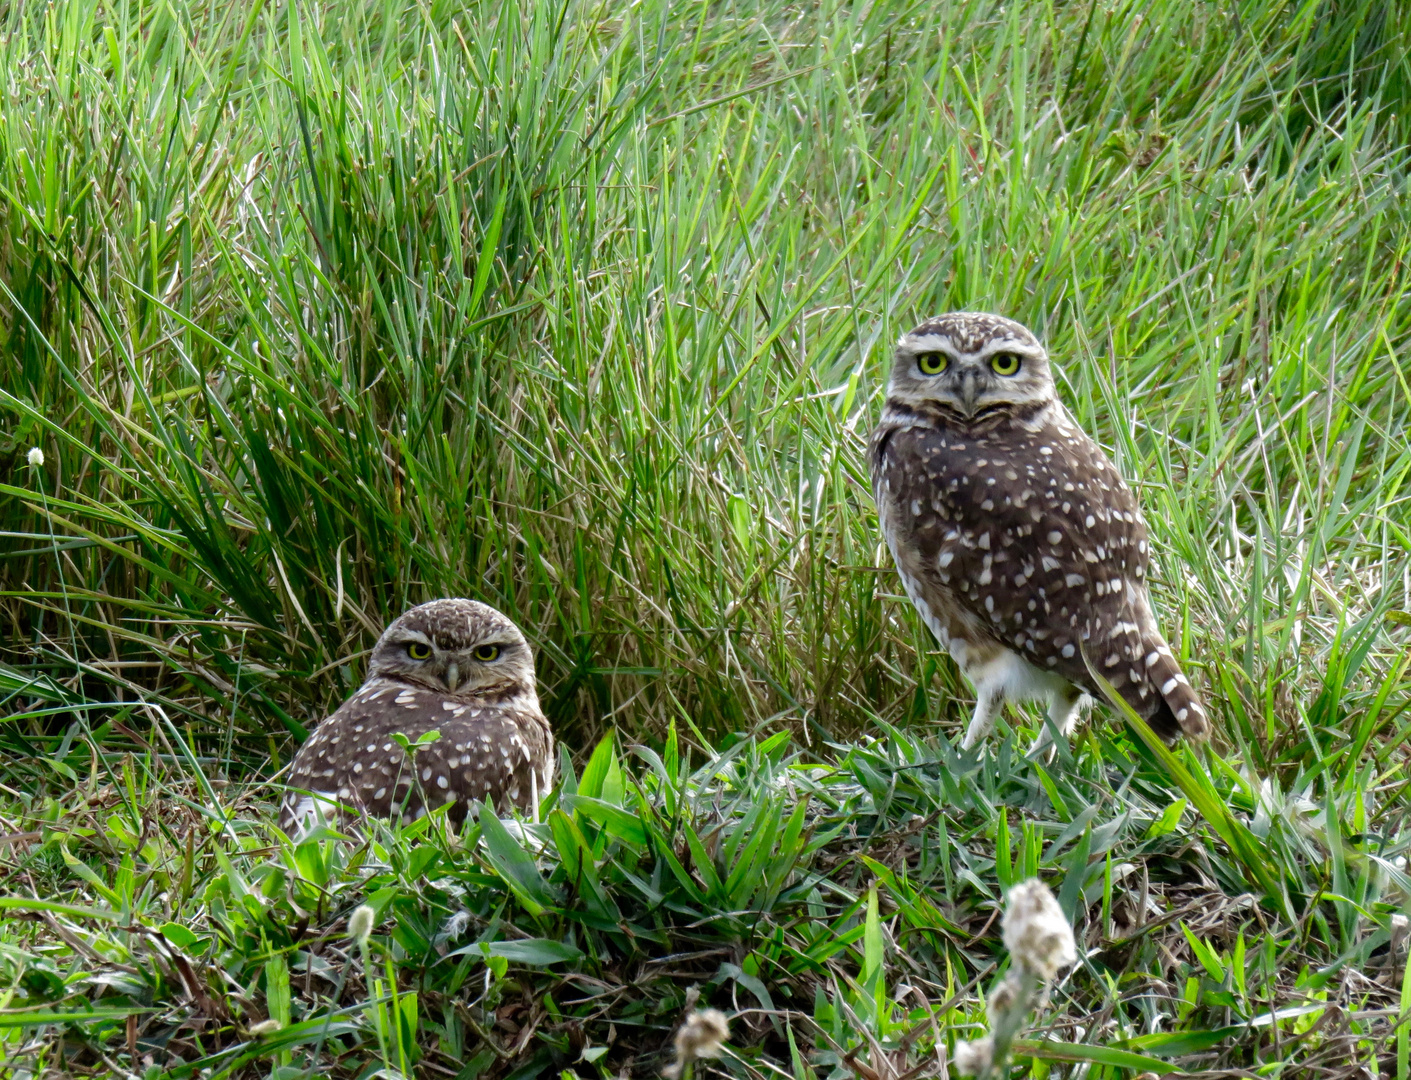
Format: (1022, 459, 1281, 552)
(873, 408, 1207, 740)
(279, 679, 553, 833)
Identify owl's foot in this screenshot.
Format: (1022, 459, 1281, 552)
(960, 691, 1001, 749)
(1026, 690, 1088, 760)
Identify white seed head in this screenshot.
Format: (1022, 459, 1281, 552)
(26, 446, 44, 467)
(952, 1036, 994, 1076)
(248, 1018, 282, 1037)
(986, 970, 1019, 1022)
(1001, 878, 1077, 981)
(346, 904, 376, 947)
(662, 1008, 729, 1079)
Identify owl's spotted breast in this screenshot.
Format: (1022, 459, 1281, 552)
(279, 681, 551, 833)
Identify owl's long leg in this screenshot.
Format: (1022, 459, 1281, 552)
(1029, 686, 1087, 758)
(961, 689, 1002, 749)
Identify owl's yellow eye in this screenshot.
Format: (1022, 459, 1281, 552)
(472, 644, 501, 662)
(916, 352, 948, 375)
(406, 642, 432, 661)
(991, 352, 1022, 376)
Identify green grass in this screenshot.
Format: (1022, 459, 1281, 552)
(1, 0, 1410, 1075)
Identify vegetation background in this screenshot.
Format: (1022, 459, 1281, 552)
(1, 0, 1410, 1076)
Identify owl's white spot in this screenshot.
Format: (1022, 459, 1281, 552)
(1061, 501, 1072, 513)
(910, 499, 922, 516)
(1047, 531, 1062, 545)
(1110, 579, 1123, 593)
(978, 532, 990, 549)
(354, 724, 364, 733)
(1062, 644, 1076, 658)
(1041, 555, 1060, 572)
(1177, 708, 1189, 721)
(441, 701, 458, 711)
(353, 763, 363, 774)
(454, 706, 467, 716)
(1039, 446, 1053, 456)
(981, 499, 994, 511)
(1146, 651, 1160, 666)
(374, 787, 387, 799)
(395, 691, 416, 704)
(421, 766, 432, 780)
(437, 774, 449, 789)
(1105, 654, 1120, 667)
(978, 568, 992, 586)
(1095, 581, 1107, 596)
(1162, 678, 1178, 694)
(1085, 514, 1095, 528)
(1005, 469, 1018, 481)
(1065, 573, 1085, 588)
(938, 551, 954, 568)
(984, 596, 994, 612)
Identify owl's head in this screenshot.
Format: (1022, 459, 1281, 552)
(367, 598, 536, 700)
(886, 312, 1052, 419)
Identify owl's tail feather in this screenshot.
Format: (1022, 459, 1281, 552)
(1140, 643, 1210, 743)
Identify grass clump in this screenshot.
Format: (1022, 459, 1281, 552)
(1, 0, 1410, 1076)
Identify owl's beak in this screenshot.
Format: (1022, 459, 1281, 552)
(958, 369, 981, 417)
(444, 661, 461, 693)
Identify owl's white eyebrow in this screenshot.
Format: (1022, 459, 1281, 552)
(898, 333, 955, 353)
(973, 339, 1044, 360)
(396, 630, 434, 645)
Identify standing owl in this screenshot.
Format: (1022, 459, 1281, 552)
(869, 313, 1209, 751)
(279, 598, 553, 834)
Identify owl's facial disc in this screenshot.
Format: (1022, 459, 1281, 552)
(887, 314, 1052, 418)
(366, 598, 539, 700)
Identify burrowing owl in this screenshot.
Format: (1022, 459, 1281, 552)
(279, 598, 553, 834)
(869, 313, 1209, 751)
